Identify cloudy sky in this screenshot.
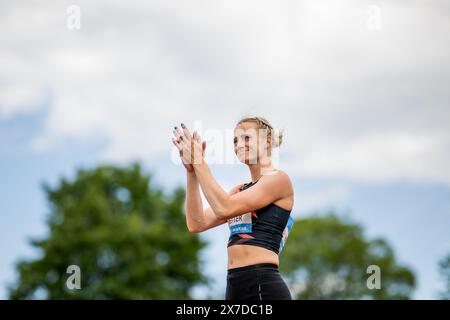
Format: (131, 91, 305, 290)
(1, 0, 449, 299)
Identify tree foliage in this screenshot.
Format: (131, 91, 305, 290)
(9, 164, 207, 299)
(438, 253, 450, 299)
(280, 213, 416, 299)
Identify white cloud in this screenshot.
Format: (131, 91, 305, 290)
(285, 131, 450, 185)
(295, 184, 351, 213)
(0, 82, 46, 119)
(0, 0, 449, 185)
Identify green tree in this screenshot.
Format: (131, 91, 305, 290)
(438, 253, 450, 299)
(9, 164, 207, 299)
(280, 212, 416, 299)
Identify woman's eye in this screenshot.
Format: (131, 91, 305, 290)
(244, 136, 250, 141)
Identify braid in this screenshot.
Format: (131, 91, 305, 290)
(236, 116, 283, 148)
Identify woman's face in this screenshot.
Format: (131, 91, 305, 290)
(234, 122, 269, 164)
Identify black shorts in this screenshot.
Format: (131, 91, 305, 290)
(225, 263, 292, 300)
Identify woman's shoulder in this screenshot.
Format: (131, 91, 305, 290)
(261, 169, 292, 184)
(260, 169, 294, 198)
(268, 170, 294, 210)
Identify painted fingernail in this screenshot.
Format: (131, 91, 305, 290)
(181, 123, 185, 127)
(174, 126, 177, 129)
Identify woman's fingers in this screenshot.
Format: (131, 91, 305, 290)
(173, 126, 184, 142)
(193, 131, 201, 148)
(173, 126, 191, 156)
(173, 123, 205, 165)
(172, 137, 194, 172)
(174, 138, 191, 163)
(193, 131, 203, 143)
(172, 137, 182, 151)
(196, 132, 206, 151)
(190, 131, 205, 165)
(191, 131, 206, 156)
(180, 123, 191, 141)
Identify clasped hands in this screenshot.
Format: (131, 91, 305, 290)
(171, 123, 206, 172)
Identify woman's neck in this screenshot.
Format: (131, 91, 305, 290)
(248, 161, 276, 183)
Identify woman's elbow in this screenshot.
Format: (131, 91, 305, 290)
(187, 225, 204, 234)
(215, 206, 233, 220)
(214, 211, 227, 220)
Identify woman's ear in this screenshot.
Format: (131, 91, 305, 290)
(267, 135, 272, 149)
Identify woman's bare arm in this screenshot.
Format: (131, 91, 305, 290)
(185, 171, 241, 233)
(193, 162, 292, 220)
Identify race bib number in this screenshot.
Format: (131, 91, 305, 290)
(228, 212, 252, 235)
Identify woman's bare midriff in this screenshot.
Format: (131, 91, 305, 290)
(227, 245, 279, 269)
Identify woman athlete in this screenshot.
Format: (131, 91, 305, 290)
(171, 116, 294, 300)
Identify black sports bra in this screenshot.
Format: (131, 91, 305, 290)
(227, 180, 294, 255)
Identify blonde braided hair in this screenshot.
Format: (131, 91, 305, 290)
(236, 116, 283, 148)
